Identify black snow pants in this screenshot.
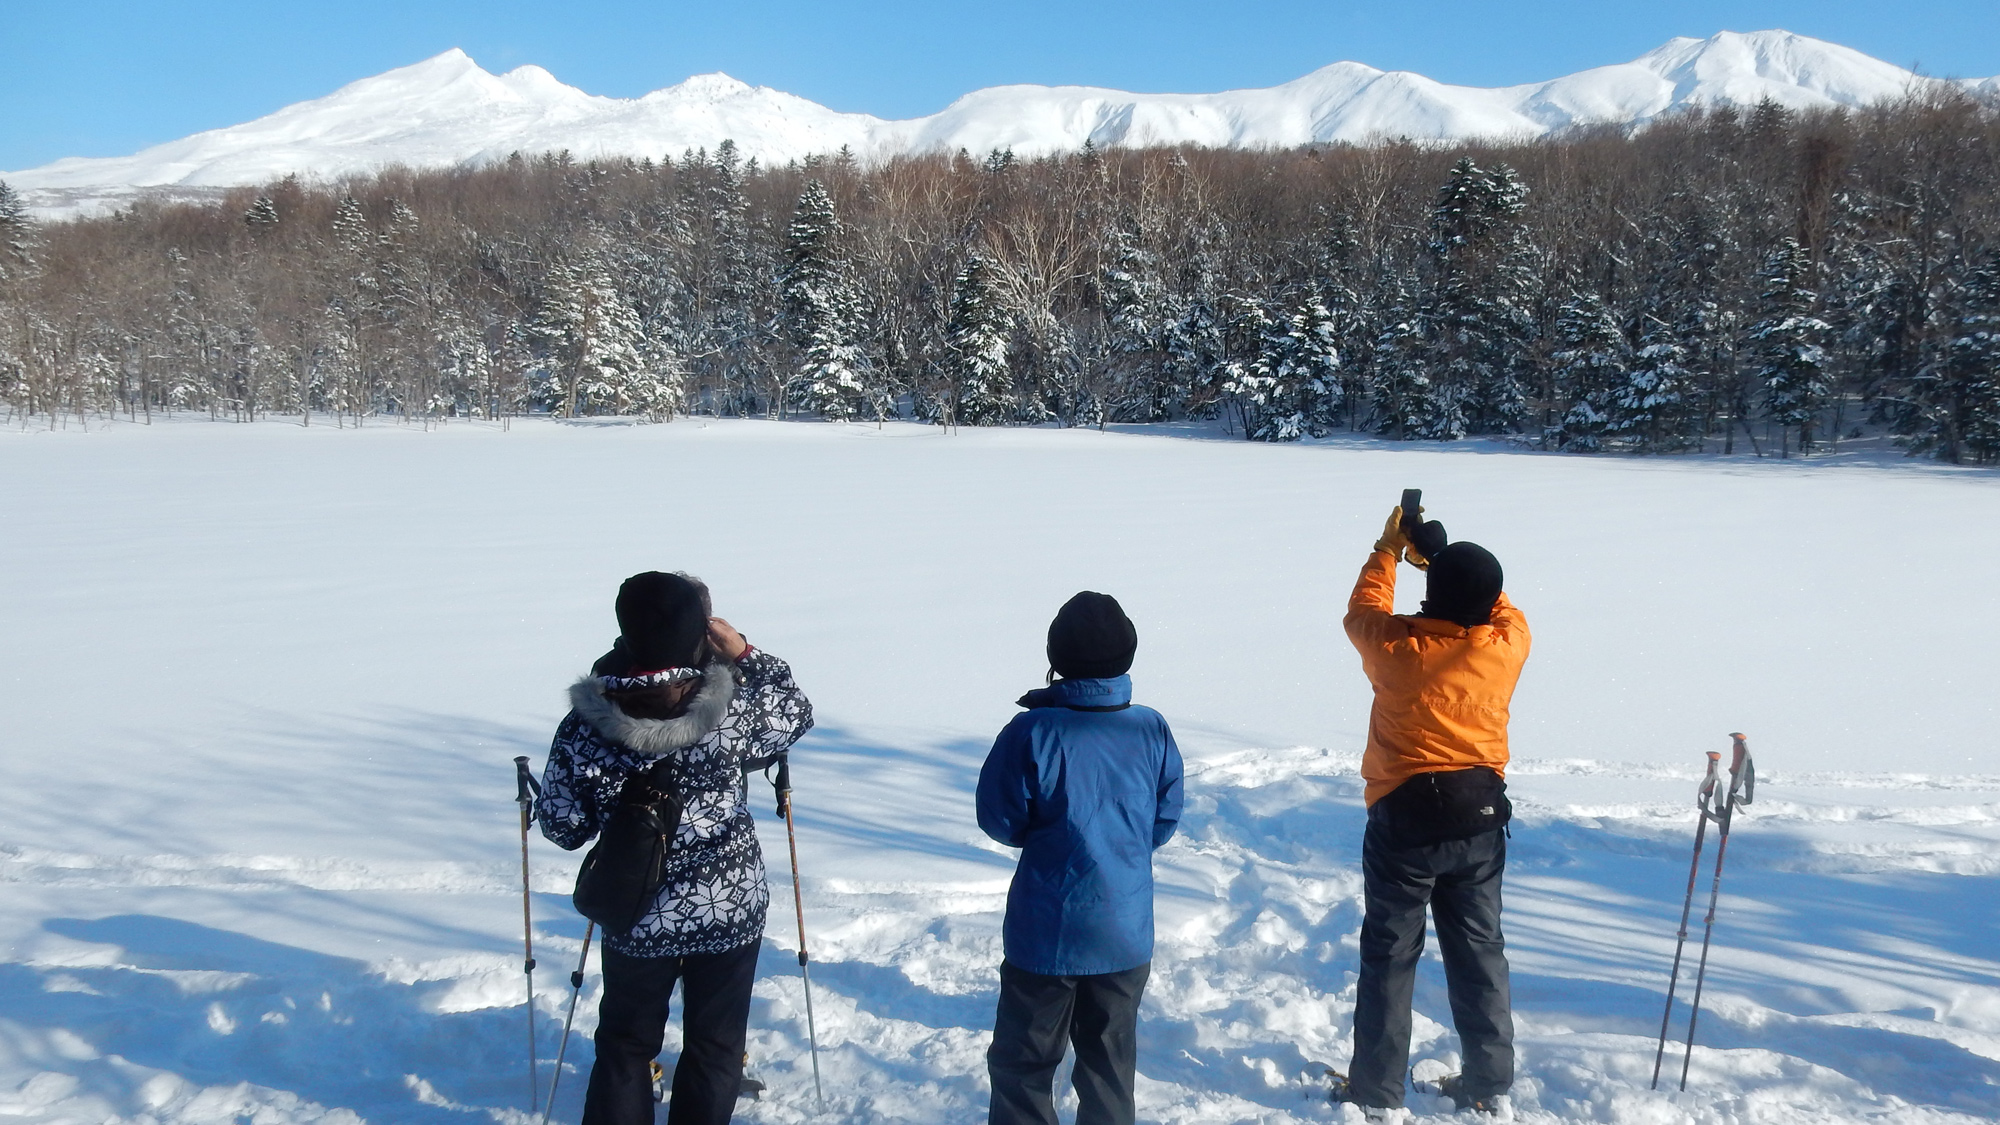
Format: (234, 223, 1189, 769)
(987, 959, 1151, 1125)
(1348, 814, 1513, 1109)
(582, 940, 759, 1125)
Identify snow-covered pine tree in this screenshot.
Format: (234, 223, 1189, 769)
(322, 196, 380, 421)
(1161, 293, 1223, 418)
(0, 182, 34, 412)
(1100, 223, 1169, 421)
(244, 195, 280, 232)
(1370, 279, 1434, 440)
(0, 182, 37, 283)
(1235, 294, 1342, 441)
(1215, 292, 1275, 438)
(1286, 295, 1344, 431)
(1618, 317, 1690, 450)
(1749, 238, 1832, 456)
(1313, 208, 1371, 429)
(945, 253, 1013, 426)
(529, 257, 645, 417)
(780, 180, 868, 420)
(673, 144, 770, 416)
(628, 333, 689, 422)
(1898, 256, 2000, 463)
(1949, 261, 2000, 464)
(1426, 159, 1534, 436)
(1547, 291, 1629, 452)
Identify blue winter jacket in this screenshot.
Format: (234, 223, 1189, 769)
(976, 675, 1184, 977)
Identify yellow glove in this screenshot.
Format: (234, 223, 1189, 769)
(1375, 507, 1412, 560)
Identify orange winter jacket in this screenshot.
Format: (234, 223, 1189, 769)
(1344, 549, 1531, 806)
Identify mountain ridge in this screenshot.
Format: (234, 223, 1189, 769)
(8, 30, 1990, 217)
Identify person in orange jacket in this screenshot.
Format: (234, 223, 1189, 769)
(1340, 507, 1531, 1123)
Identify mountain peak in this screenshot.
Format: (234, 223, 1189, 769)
(1633, 28, 1922, 107)
(380, 48, 485, 82)
(654, 73, 757, 100)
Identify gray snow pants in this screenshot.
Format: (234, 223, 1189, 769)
(987, 959, 1150, 1125)
(1348, 815, 1513, 1109)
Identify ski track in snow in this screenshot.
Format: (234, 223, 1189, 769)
(1, 419, 1997, 1124)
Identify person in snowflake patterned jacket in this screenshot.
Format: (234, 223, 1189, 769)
(537, 571, 813, 1125)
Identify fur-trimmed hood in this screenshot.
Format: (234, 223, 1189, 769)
(568, 661, 738, 759)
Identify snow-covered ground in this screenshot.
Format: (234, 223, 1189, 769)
(0, 417, 1994, 1124)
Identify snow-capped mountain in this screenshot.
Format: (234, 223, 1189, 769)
(7, 30, 1986, 216)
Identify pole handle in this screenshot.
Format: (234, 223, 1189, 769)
(1697, 750, 1721, 810)
(515, 755, 542, 805)
(773, 754, 793, 817)
(1729, 733, 1755, 806)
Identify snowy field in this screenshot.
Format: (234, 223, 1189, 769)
(0, 417, 1995, 1125)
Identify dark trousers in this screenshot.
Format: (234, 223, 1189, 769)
(582, 941, 759, 1125)
(987, 960, 1150, 1125)
(1349, 819, 1513, 1109)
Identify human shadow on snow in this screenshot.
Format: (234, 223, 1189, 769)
(9, 915, 532, 1121)
(7, 914, 853, 1123)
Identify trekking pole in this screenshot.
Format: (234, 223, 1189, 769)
(1677, 733, 1756, 1091)
(1650, 750, 1722, 1090)
(514, 755, 542, 1116)
(540, 921, 595, 1125)
(774, 755, 825, 1109)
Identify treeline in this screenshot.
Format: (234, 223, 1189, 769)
(3, 88, 1999, 460)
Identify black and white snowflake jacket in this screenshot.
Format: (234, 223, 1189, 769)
(536, 649, 813, 957)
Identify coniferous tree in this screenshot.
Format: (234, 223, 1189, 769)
(780, 180, 868, 420)
(1620, 317, 1691, 450)
(1100, 223, 1169, 420)
(0, 182, 36, 283)
(1371, 282, 1434, 440)
(1750, 238, 1833, 455)
(0, 182, 34, 415)
(1899, 257, 2000, 463)
(1235, 295, 1342, 441)
(1547, 291, 1629, 451)
(1948, 261, 2000, 464)
(1426, 159, 1534, 436)
(529, 256, 647, 417)
(678, 143, 769, 415)
(244, 195, 281, 232)
(1161, 292, 1223, 419)
(945, 253, 1012, 426)
(1215, 292, 1275, 437)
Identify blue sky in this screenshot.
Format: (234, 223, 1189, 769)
(5, 0, 1997, 171)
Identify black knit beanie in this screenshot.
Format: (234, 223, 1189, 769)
(1419, 543, 1504, 628)
(614, 571, 712, 672)
(1047, 591, 1138, 680)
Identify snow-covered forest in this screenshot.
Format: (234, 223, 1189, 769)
(3, 89, 1999, 461)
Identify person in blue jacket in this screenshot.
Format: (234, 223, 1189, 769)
(976, 591, 1185, 1125)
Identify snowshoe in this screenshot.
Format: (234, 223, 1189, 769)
(1433, 1074, 1514, 1120)
(646, 1055, 764, 1102)
(1323, 1068, 1410, 1123)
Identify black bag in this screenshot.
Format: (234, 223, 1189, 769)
(572, 760, 685, 935)
(1371, 766, 1511, 848)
